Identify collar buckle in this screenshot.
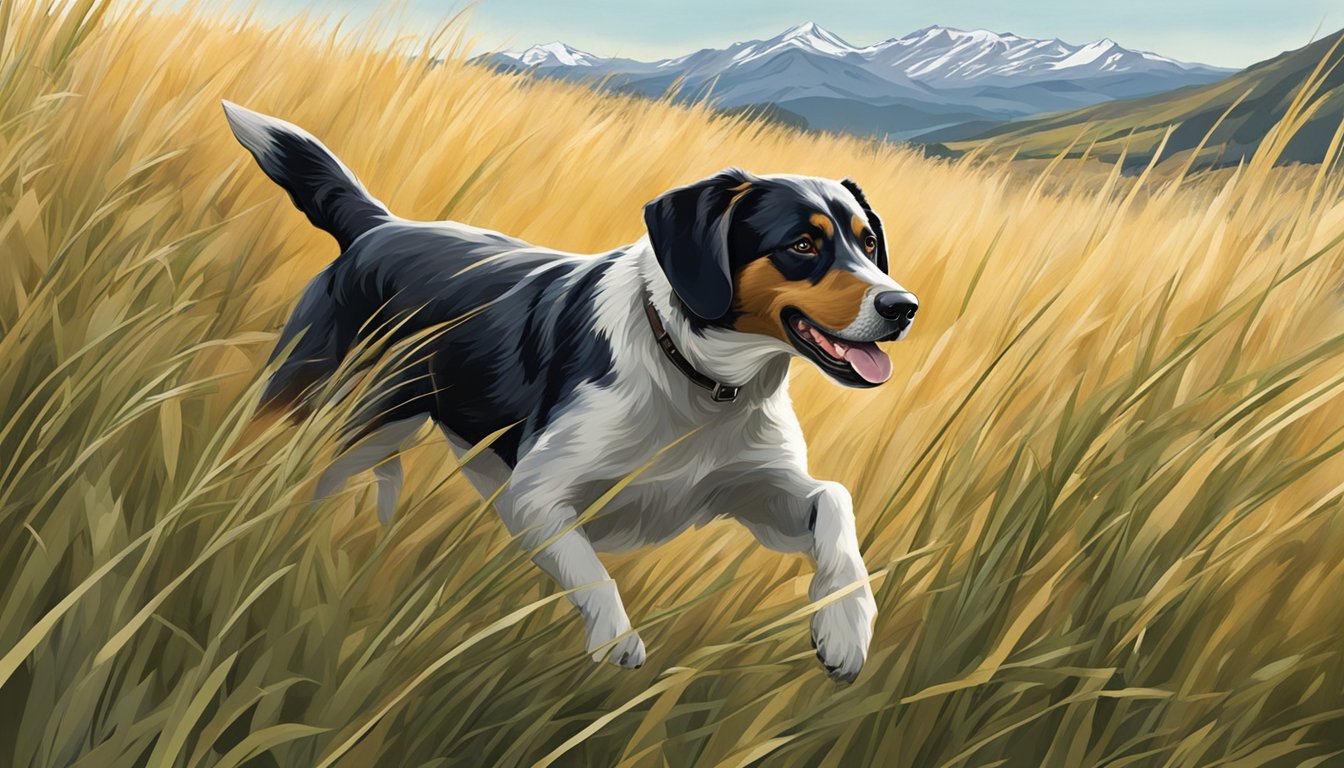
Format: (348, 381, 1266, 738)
(710, 383, 739, 402)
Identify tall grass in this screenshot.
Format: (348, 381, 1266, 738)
(3, 1, 1344, 765)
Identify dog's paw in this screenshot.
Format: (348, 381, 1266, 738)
(585, 614, 646, 668)
(591, 630, 646, 668)
(810, 592, 875, 683)
(587, 628, 646, 668)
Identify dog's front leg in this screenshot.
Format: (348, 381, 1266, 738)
(497, 497, 645, 668)
(805, 481, 877, 683)
(728, 474, 876, 682)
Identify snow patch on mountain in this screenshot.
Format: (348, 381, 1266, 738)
(497, 41, 601, 68)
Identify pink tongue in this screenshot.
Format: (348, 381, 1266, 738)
(843, 343, 892, 384)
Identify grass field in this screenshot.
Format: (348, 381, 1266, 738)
(3, 1, 1344, 766)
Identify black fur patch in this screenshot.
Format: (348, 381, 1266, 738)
(290, 223, 617, 466)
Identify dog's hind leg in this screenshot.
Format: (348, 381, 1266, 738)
(315, 416, 424, 523)
(436, 424, 514, 501)
(373, 457, 403, 525)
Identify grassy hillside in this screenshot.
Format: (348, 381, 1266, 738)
(942, 29, 1344, 170)
(3, 2, 1344, 766)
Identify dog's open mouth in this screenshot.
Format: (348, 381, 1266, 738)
(782, 308, 892, 387)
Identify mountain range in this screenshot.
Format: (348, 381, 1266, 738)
(476, 23, 1233, 140)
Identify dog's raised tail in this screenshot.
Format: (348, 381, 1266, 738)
(222, 101, 391, 251)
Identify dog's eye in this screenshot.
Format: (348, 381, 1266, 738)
(790, 238, 815, 254)
(863, 235, 878, 253)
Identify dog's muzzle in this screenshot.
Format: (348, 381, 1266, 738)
(837, 287, 919, 343)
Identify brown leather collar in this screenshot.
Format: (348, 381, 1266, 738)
(642, 297, 739, 403)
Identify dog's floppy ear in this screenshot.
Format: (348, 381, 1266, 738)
(644, 168, 756, 321)
(841, 178, 888, 274)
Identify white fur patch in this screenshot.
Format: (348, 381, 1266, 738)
(221, 100, 283, 159)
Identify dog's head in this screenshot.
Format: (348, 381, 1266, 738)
(644, 168, 918, 387)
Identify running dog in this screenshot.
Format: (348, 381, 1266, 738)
(223, 101, 918, 682)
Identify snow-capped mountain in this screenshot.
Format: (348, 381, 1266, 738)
(858, 26, 1214, 84)
(717, 21, 859, 64)
(496, 41, 602, 68)
(489, 42, 658, 74)
(476, 23, 1233, 140)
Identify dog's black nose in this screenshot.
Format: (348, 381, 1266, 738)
(875, 291, 918, 322)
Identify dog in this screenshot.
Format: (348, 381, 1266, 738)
(223, 101, 918, 682)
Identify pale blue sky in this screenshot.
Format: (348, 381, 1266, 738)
(235, 1, 1342, 68)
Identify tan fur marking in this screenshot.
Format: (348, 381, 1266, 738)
(734, 260, 871, 340)
(726, 186, 752, 211)
(810, 213, 834, 238)
(850, 213, 867, 239)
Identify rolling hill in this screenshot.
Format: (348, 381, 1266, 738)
(932, 28, 1344, 168)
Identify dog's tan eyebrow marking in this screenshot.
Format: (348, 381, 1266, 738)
(728, 185, 752, 207)
(850, 214, 868, 239)
(810, 213, 834, 237)
(720, 182, 754, 222)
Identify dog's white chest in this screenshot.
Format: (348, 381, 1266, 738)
(571, 415, 749, 551)
(518, 378, 784, 552)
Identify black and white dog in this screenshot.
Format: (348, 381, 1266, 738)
(223, 101, 917, 682)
